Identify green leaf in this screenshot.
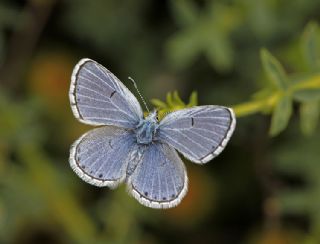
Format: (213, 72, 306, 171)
(300, 101, 319, 136)
(188, 91, 198, 106)
(166, 92, 175, 107)
(151, 91, 197, 120)
(150, 99, 167, 109)
(269, 95, 293, 136)
(302, 22, 320, 71)
(166, 29, 202, 69)
(291, 73, 320, 102)
(206, 35, 233, 72)
(173, 91, 185, 106)
(169, 0, 198, 27)
(293, 89, 320, 102)
(166, 2, 238, 72)
(261, 48, 289, 91)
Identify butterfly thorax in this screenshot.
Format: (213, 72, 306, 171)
(135, 111, 159, 145)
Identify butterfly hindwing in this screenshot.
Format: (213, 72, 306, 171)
(158, 106, 236, 164)
(70, 126, 136, 188)
(69, 58, 143, 128)
(127, 142, 188, 209)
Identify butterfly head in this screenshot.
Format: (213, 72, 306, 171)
(145, 109, 159, 123)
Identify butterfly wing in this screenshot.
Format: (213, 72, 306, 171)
(158, 106, 236, 164)
(127, 142, 188, 209)
(69, 58, 143, 128)
(69, 126, 136, 188)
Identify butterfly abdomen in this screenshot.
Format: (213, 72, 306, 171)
(126, 146, 146, 177)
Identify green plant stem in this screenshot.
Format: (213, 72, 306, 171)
(233, 74, 320, 117)
(291, 74, 320, 91)
(233, 92, 280, 117)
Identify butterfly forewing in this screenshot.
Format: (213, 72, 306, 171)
(127, 142, 188, 209)
(70, 126, 136, 188)
(69, 58, 143, 128)
(158, 106, 236, 164)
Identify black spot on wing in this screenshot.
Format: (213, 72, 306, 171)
(110, 90, 116, 98)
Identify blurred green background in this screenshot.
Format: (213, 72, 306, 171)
(1, 0, 320, 243)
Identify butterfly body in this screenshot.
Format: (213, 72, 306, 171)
(69, 58, 236, 209)
(135, 110, 159, 145)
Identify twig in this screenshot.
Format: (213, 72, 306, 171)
(232, 74, 320, 117)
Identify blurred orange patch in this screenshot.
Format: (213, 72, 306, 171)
(165, 165, 216, 227)
(27, 51, 90, 141)
(249, 227, 303, 244)
(28, 50, 75, 112)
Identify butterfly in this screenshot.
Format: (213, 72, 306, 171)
(69, 58, 236, 209)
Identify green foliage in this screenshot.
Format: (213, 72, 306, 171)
(167, 1, 241, 72)
(302, 22, 320, 72)
(234, 22, 320, 136)
(60, 0, 157, 77)
(0, 94, 90, 243)
(0, 93, 148, 243)
(167, 0, 320, 74)
(151, 91, 198, 119)
(261, 49, 289, 91)
(269, 95, 293, 136)
(300, 101, 319, 135)
(232, 21, 320, 241)
(272, 123, 320, 239)
(62, 0, 145, 51)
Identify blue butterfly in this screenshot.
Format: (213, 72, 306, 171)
(69, 59, 236, 209)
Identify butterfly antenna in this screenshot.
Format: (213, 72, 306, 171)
(128, 77, 150, 113)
